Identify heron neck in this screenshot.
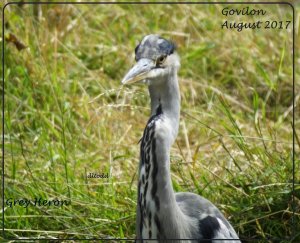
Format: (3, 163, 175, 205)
(147, 70, 183, 226)
(148, 70, 180, 143)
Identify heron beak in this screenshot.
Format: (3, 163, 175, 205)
(121, 58, 155, 85)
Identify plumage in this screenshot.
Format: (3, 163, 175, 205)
(122, 34, 240, 243)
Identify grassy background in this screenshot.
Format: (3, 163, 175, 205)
(2, 1, 300, 241)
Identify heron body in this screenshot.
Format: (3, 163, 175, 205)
(122, 35, 240, 243)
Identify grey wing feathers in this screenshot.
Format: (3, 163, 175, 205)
(175, 192, 240, 242)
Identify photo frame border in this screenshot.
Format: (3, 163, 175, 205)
(2, 1, 296, 241)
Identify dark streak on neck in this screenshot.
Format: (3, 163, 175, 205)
(138, 100, 164, 240)
(147, 102, 163, 126)
(156, 101, 162, 116)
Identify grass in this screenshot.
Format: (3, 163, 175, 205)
(2, 1, 300, 241)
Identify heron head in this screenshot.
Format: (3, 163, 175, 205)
(121, 34, 180, 85)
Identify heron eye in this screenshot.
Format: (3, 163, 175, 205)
(156, 55, 166, 66)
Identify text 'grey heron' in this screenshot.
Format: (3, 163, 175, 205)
(122, 34, 241, 243)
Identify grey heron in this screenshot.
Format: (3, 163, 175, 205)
(122, 34, 240, 243)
